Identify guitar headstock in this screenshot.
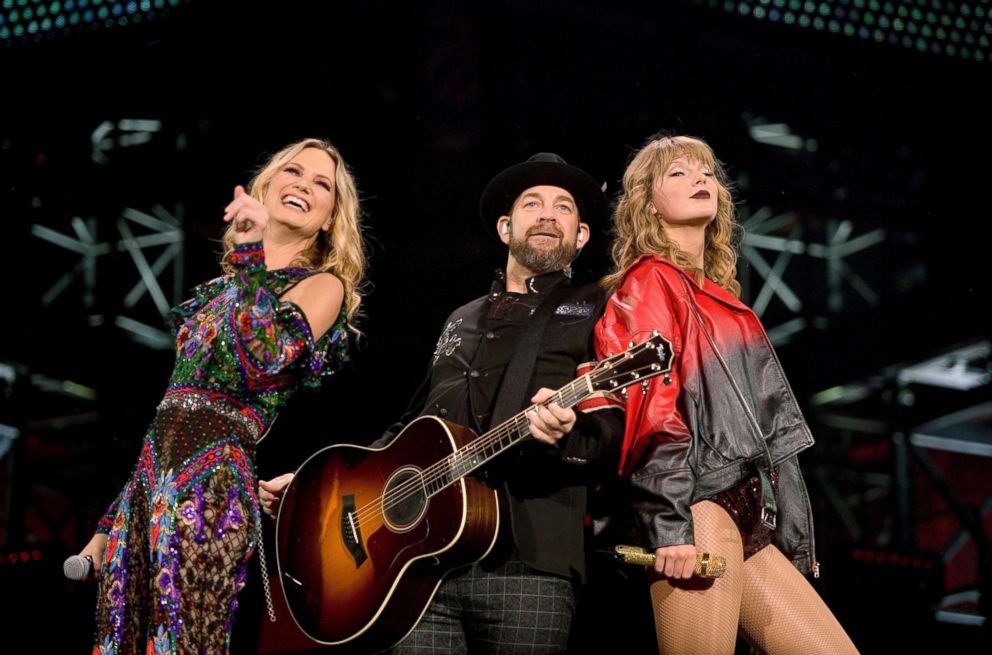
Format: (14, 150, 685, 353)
(590, 333, 674, 394)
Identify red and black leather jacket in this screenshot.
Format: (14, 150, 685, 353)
(595, 255, 818, 574)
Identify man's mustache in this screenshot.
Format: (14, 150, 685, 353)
(525, 226, 564, 239)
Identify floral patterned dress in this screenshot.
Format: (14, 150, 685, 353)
(92, 242, 348, 655)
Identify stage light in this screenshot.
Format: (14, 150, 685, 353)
(0, 550, 45, 565)
(690, 0, 990, 61)
(1, 0, 188, 44)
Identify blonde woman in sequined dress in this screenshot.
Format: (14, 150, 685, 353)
(74, 138, 366, 655)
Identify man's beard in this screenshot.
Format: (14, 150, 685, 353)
(508, 226, 578, 275)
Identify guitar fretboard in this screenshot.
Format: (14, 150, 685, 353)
(359, 335, 669, 531)
(423, 376, 591, 496)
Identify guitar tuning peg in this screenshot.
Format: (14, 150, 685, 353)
(652, 330, 660, 337)
(663, 374, 673, 385)
(641, 380, 650, 393)
(620, 388, 628, 400)
(628, 341, 636, 349)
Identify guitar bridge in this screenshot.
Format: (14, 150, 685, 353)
(341, 494, 368, 567)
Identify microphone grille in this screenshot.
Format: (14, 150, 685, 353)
(63, 555, 91, 581)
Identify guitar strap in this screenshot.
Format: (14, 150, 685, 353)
(485, 282, 577, 569)
(489, 283, 573, 427)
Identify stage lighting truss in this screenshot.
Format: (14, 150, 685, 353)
(32, 204, 184, 350)
(91, 118, 163, 164)
(0, 422, 17, 461)
(748, 121, 818, 152)
(741, 206, 886, 345)
(896, 340, 991, 391)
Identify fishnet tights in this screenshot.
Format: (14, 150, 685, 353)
(649, 501, 858, 655)
(174, 466, 252, 653)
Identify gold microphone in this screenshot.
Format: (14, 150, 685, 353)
(610, 545, 726, 579)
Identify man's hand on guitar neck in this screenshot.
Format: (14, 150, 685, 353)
(259, 473, 295, 519)
(527, 387, 577, 446)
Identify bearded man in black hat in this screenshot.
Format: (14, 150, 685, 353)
(260, 153, 623, 653)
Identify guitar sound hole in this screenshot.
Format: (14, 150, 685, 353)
(382, 467, 427, 532)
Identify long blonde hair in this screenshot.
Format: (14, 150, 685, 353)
(602, 134, 741, 297)
(221, 138, 367, 332)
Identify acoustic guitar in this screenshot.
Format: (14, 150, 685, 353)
(275, 334, 673, 652)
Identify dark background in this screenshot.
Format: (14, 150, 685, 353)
(1, 1, 990, 652)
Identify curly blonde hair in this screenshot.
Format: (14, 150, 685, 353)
(602, 134, 741, 297)
(221, 138, 367, 332)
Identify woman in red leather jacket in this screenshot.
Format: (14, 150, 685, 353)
(595, 135, 858, 654)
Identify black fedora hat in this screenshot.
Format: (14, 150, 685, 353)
(479, 152, 608, 235)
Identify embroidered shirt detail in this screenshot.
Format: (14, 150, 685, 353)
(433, 318, 464, 363)
(555, 302, 595, 317)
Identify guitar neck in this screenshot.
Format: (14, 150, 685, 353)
(424, 376, 593, 496)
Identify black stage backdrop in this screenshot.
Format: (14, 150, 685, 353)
(1, 1, 989, 652)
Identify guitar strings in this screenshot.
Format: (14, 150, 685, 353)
(350, 358, 661, 530)
(349, 356, 661, 531)
(349, 380, 586, 530)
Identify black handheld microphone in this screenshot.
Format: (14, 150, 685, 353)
(63, 554, 94, 581)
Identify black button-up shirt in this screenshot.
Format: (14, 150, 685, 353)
(381, 268, 622, 581)
(432, 269, 582, 434)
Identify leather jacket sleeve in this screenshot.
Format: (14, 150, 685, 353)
(595, 258, 695, 548)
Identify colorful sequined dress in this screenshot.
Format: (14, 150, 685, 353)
(92, 242, 348, 655)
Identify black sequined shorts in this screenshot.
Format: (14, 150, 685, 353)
(708, 468, 778, 560)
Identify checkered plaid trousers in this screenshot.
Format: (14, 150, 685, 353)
(389, 559, 576, 654)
